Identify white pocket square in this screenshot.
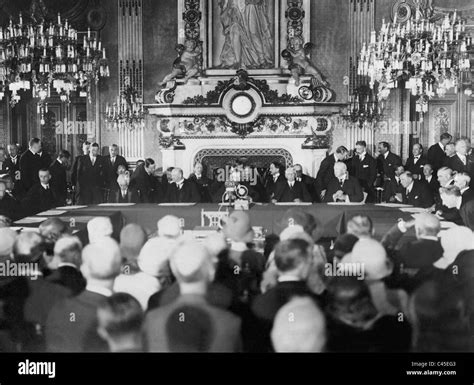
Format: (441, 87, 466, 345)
(363, 165, 369, 168)
(415, 195, 419, 199)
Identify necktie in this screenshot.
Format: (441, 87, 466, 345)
(111, 157, 115, 165)
(122, 190, 127, 199)
(91, 157, 95, 166)
(289, 183, 293, 189)
(339, 179, 344, 187)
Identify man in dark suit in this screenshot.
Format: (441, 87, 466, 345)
(382, 213, 444, 291)
(45, 238, 122, 352)
(294, 163, 317, 202)
(350, 141, 377, 203)
(21, 169, 61, 215)
(19, 138, 46, 192)
(188, 162, 213, 203)
(108, 174, 139, 203)
(405, 143, 427, 180)
(71, 141, 90, 203)
(382, 165, 405, 203)
(443, 143, 456, 166)
(144, 242, 242, 352)
(272, 167, 311, 203)
(400, 171, 434, 208)
(0, 147, 8, 176)
(73, 143, 106, 205)
(130, 158, 160, 203)
(427, 132, 452, 172)
(47, 236, 86, 296)
(49, 150, 71, 206)
(447, 139, 474, 184)
(0, 179, 22, 221)
(422, 164, 440, 196)
(264, 162, 286, 202)
(251, 239, 319, 352)
(377, 141, 402, 185)
(164, 168, 201, 203)
(4, 144, 20, 179)
(105, 144, 128, 190)
(315, 146, 349, 200)
(324, 162, 364, 203)
(454, 172, 474, 207)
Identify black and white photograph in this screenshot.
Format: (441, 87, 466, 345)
(0, 0, 473, 384)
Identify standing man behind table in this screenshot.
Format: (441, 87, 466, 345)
(19, 138, 51, 192)
(164, 168, 201, 203)
(73, 142, 106, 205)
(130, 158, 160, 203)
(105, 144, 128, 191)
(376, 141, 402, 186)
(427, 132, 452, 172)
(350, 141, 377, 203)
(315, 146, 349, 201)
(49, 150, 71, 206)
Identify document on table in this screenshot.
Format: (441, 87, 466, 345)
(15, 217, 48, 224)
(399, 207, 428, 213)
(273, 202, 312, 206)
(37, 210, 68, 216)
(158, 203, 196, 206)
(326, 202, 365, 205)
(375, 203, 412, 208)
(9, 227, 40, 232)
(55, 205, 87, 210)
(98, 203, 136, 207)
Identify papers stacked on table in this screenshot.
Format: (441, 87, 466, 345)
(326, 202, 365, 205)
(98, 203, 136, 207)
(55, 205, 87, 210)
(375, 203, 412, 208)
(37, 210, 68, 216)
(399, 207, 427, 213)
(15, 217, 48, 224)
(158, 203, 196, 206)
(273, 202, 312, 206)
(9, 227, 40, 232)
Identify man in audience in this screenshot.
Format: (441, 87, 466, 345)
(87, 217, 114, 244)
(71, 141, 91, 202)
(46, 237, 122, 352)
(444, 143, 456, 166)
(49, 150, 71, 206)
(382, 165, 405, 202)
(350, 141, 377, 203)
(439, 186, 464, 215)
(405, 143, 427, 180)
(0, 180, 21, 221)
(97, 293, 144, 352)
(377, 141, 402, 184)
(38, 218, 70, 268)
(13, 232, 71, 350)
(130, 158, 159, 203)
(346, 215, 373, 239)
(144, 241, 242, 352)
(157, 215, 182, 239)
(19, 138, 49, 192)
(271, 297, 326, 353)
(47, 236, 86, 295)
(399, 171, 434, 208)
(448, 139, 474, 183)
(164, 168, 200, 203)
(188, 162, 212, 203)
(105, 144, 128, 191)
(454, 172, 474, 207)
(428, 132, 452, 172)
(423, 164, 439, 196)
(73, 142, 106, 204)
(294, 163, 317, 202)
(119, 224, 147, 274)
(108, 174, 138, 203)
(265, 162, 286, 201)
(21, 168, 60, 215)
(382, 214, 443, 290)
(315, 146, 349, 200)
(272, 167, 311, 203)
(324, 162, 363, 203)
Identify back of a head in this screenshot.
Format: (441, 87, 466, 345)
(54, 236, 82, 267)
(13, 232, 44, 263)
(0, 228, 17, 261)
(274, 238, 310, 274)
(97, 292, 144, 340)
(87, 217, 113, 243)
(326, 276, 377, 323)
(333, 233, 359, 259)
(279, 209, 319, 240)
(410, 279, 470, 352)
(39, 218, 68, 243)
(81, 238, 121, 280)
(170, 241, 213, 284)
(346, 215, 373, 238)
(157, 215, 182, 239)
(414, 213, 440, 237)
(120, 224, 147, 262)
(438, 226, 474, 265)
(138, 237, 176, 277)
(271, 296, 326, 352)
(223, 211, 253, 243)
(165, 305, 214, 352)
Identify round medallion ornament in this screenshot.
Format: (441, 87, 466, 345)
(298, 86, 313, 100)
(392, 0, 412, 24)
(184, 9, 200, 23)
(230, 93, 255, 118)
(287, 7, 303, 21)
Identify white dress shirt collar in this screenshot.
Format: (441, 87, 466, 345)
(419, 235, 438, 242)
(383, 151, 389, 159)
(57, 158, 63, 165)
(86, 284, 113, 297)
(359, 151, 366, 160)
(461, 187, 469, 195)
(439, 142, 445, 150)
(406, 181, 414, 194)
(277, 275, 301, 283)
(457, 152, 467, 164)
(41, 183, 50, 190)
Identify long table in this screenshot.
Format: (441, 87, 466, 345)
(14, 203, 416, 242)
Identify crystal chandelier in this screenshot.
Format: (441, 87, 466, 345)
(105, 76, 145, 131)
(358, 5, 472, 120)
(0, 12, 110, 114)
(344, 85, 382, 128)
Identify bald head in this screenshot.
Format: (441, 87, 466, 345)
(437, 167, 453, 187)
(171, 168, 184, 183)
(333, 162, 347, 178)
(170, 241, 214, 284)
(81, 238, 121, 280)
(87, 217, 113, 244)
